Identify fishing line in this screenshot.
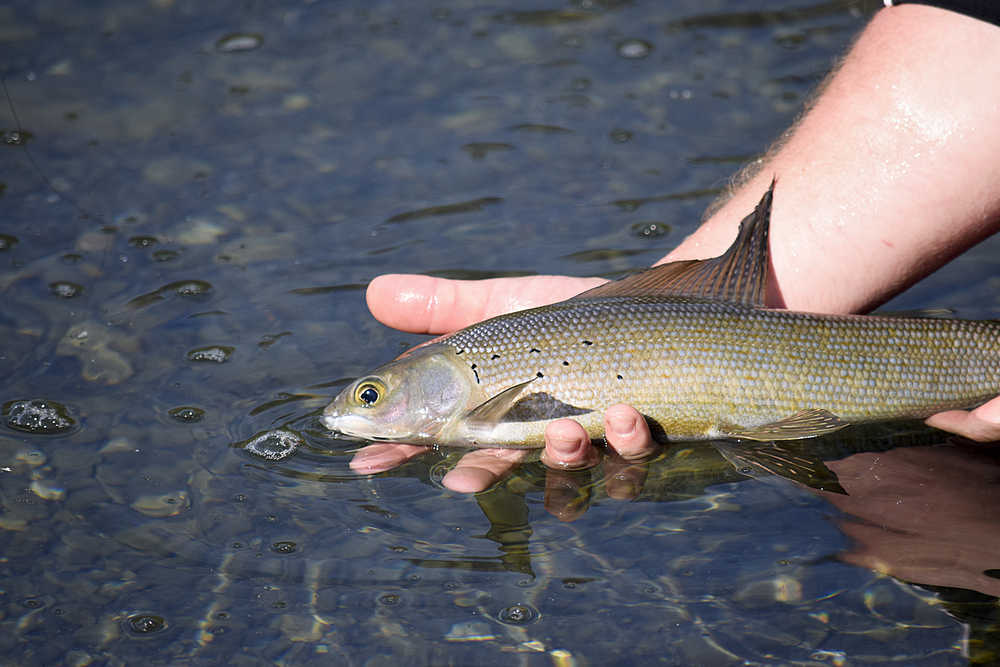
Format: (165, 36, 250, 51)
(2, 73, 116, 320)
(2, 74, 103, 224)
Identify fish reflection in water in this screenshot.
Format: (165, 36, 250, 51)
(388, 421, 999, 599)
(826, 441, 1000, 599)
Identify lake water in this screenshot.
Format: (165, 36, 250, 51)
(4, 0, 1000, 664)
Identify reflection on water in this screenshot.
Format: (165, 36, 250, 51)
(2, 0, 999, 663)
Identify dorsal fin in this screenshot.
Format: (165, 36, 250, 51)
(572, 179, 774, 306)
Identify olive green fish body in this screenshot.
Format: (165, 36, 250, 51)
(436, 296, 1000, 446)
(322, 183, 1000, 448)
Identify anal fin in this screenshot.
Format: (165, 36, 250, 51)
(713, 440, 847, 494)
(724, 408, 848, 441)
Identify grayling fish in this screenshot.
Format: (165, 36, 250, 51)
(322, 182, 1000, 448)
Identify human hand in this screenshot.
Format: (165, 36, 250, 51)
(925, 396, 1000, 442)
(347, 274, 660, 509)
(824, 442, 1000, 597)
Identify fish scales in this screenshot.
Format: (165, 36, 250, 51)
(442, 295, 1000, 439)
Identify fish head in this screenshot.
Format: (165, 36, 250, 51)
(321, 345, 476, 445)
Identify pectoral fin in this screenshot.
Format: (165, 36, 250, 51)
(464, 380, 594, 428)
(724, 408, 848, 441)
(463, 379, 537, 426)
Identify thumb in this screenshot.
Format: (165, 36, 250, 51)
(365, 273, 604, 335)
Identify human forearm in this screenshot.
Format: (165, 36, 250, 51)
(664, 5, 1000, 314)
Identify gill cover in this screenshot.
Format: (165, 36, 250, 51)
(321, 345, 474, 444)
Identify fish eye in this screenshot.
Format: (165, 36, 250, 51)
(353, 379, 385, 407)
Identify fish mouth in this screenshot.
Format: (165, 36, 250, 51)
(321, 412, 400, 443)
(319, 412, 342, 433)
(320, 412, 369, 437)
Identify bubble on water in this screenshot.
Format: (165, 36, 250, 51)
(2, 129, 32, 146)
(609, 128, 632, 143)
(630, 221, 670, 238)
(617, 38, 652, 59)
(4, 399, 76, 435)
(49, 281, 84, 298)
(128, 235, 158, 248)
(187, 346, 233, 363)
(242, 429, 301, 461)
(125, 613, 167, 635)
(378, 593, 401, 606)
(271, 541, 297, 554)
(168, 406, 205, 423)
(0, 234, 18, 250)
(170, 280, 212, 297)
(497, 603, 539, 625)
(215, 33, 263, 53)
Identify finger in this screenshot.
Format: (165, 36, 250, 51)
(603, 404, 658, 460)
(544, 470, 593, 522)
(602, 455, 649, 501)
(349, 443, 428, 474)
(926, 396, 1000, 442)
(441, 448, 528, 493)
(366, 274, 604, 335)
(541, 418, 601, 470)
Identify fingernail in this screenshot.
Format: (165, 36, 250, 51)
(607, 412, 636, 439)
(550, 433, 579, 457)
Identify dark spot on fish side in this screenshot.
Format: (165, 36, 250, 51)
(455, 348, 464, 355)
(562, 360, 569, 366)
(536, 371, 544, 378)
(582, 340, 593, 346)
(616, 374, 623, 380)
(491, 354, 500, 360)
(473, 368, 480, 384)
(530, 348, 540, 354)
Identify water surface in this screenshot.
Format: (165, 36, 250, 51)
(4, 0, 1000, 664)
